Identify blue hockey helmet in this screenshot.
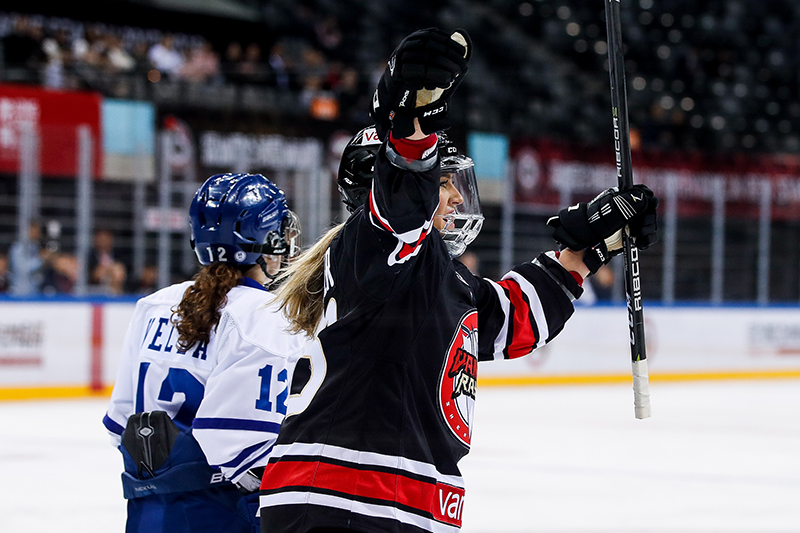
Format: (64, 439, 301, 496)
(190, 173, 300, 266)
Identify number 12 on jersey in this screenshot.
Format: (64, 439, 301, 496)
(257, 363, 288, 415)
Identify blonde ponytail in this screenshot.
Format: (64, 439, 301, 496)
(274, 223, 345, 337)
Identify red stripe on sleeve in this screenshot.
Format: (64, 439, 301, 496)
(496, 278, 538, 358)
(369, 192, 395, 233)
(397, 226, 430, 260)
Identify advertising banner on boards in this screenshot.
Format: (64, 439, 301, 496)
(0, 84, 102, 177)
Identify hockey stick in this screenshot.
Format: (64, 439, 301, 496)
(604, 0, 651, 419)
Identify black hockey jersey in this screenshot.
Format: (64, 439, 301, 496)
(259, 139, 582, 533)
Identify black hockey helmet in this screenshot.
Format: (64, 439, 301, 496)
(338, 125, 382, 213)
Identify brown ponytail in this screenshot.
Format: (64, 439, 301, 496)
(274, 223, 345, 337)
(172, 262, 244, 352)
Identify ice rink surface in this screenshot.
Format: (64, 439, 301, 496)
(1, 379, 799, 533)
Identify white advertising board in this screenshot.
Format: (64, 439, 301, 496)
(0, 302, 92, 386)
(102, 302, 137, 386)
(479, 306, 800, 379)
(2, 301, 799, 396)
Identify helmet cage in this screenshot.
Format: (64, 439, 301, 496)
(237, 209, 301, 257)
(438, 153, 484, 258)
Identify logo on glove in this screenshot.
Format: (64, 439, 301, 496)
(423, 105, 445, 117)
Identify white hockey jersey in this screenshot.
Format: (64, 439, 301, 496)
(103, 278, 307, 484)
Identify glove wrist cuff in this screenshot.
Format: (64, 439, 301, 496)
(385, 136, 438, 172)
(388, 132, 437, 159)
(582, 248, 606, 275)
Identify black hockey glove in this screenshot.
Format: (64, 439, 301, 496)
(581, 231, 624, 275)
(547, 184, 658, 252)
(370, 27, 471, 140)
(122, 411, 181, 478)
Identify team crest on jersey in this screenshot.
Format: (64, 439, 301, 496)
(438, 310, 478, 447)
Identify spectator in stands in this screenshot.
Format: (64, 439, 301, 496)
(289, 3, 319, 44)
(129, 39, 151, 76)
(41, 28, 74, 88)
(0, 254, 9, 293)
(220, 41, 270, 85)
(126, 264, 158, 295)
(301, 74, 339, 121)
(1, 16, 45, 78)
(105, 35, 136, 74)
(42, 48, 64, 88)
(314, 15, 343, 57)
(221, 41, 244, 83)
(41, 253, 78, 295)
(89, 229, 127, 295)
(99, 34, 138, 97)
(69, 25, 91, 65)
(68, 24, 111, 88)
(335, 65, 366, 122)
(299, 46, 327, 80)
(589, 264, 615, 302)
(8, 220, 46, 296)
(324, 60, 343, 91)
(268, 42, 291, 90)
(80, 25, 111, 69)
(179, 39, 221, 84)
(238, 42, 271, 85)
(148, 34, 184, 79)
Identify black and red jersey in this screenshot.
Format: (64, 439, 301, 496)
(259, 137, 583, 533)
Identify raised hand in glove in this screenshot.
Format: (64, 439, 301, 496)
(547, 184, 659, 274)
(370, 27, 471, 140)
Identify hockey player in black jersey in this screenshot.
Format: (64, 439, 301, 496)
(261, 28, 658, 533)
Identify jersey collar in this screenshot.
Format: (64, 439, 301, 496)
(238, 276, 268, 291)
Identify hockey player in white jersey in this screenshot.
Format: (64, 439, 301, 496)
(103, 173, 305, 533)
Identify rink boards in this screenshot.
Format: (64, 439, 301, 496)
(1, 299, 799, 399)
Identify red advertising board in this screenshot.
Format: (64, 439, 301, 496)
(512, 138, 800, 220)
(0, 84, 102, 177)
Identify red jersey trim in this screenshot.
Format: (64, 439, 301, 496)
(369, 192, 396, 233)
(397, 228, 430, 260)
(569, 271, 584, 286)
(260, 459, 465, 527)
(554, 250, 583, 286)
(496, 278, 538, 358)
(368, 189, 434, 265)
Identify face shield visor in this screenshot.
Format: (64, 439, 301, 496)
(260, 209, 302, 284)
(438, 154, 484, 258)
(281, 210, 302, 261)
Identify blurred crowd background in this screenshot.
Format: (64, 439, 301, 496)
(1, 0, 799, 303)
(5, 0, 800, 152)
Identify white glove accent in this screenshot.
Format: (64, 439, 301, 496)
(415, 31, 470, 107)
(234, 469, 262, 492)
(604, 228, 624, 252)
